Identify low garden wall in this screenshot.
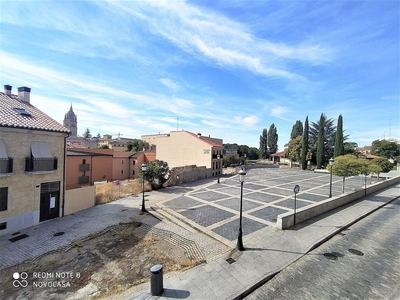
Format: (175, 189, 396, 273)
(277, 175, 400, 229)
(64, 186, 96, 215)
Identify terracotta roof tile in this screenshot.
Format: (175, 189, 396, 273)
(0, 91, 70, 133)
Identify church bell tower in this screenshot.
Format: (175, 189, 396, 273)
(63, 104, 77, 137)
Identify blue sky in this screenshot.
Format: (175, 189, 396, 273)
(1, 0, 399, 151)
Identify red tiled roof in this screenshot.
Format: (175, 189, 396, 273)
(185, 131, 223, 147)
(270, 151, 286, 157)
(0, 91, 70, 133)
(113, 151, 137, 158)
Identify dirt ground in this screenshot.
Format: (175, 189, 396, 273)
(0, 218, 201, 300)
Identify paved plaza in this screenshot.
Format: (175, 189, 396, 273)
(155, 167, 368, 247)
(1, 167, 398, 300)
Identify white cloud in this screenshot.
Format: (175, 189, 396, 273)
(159, 78, 180, 92)
(234, 115, 260, 127)
(105, 0, 331, 79)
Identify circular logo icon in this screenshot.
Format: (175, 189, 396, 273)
(13, 272, 28, 288)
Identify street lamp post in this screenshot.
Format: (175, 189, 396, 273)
(329, 158, 334, 198)
(217, 154, 220, 184)
(293, 185, 300, 225)
(236, 168, 246, 251)
(141, 163, 147, 212)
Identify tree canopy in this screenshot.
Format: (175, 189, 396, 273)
(83, 128, 92, 139)
(259, 128, 268, 159)
(127, 139, 150, 152)
(143, 160, 170, 189)
(268, 124, 278, 154)
(301, 116, 309, 170)
(334, 114, 344, 157)
(371, 139, 400, 160)
(290, 120, 303, 140)
(285, 136, 303, 162)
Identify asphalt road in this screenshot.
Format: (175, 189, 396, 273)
(245, 198, 400, 300)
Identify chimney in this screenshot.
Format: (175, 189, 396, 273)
(4, 85, 12, 96)
(18, 86, 31, 103)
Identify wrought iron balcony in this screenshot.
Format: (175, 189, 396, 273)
(25, 157, 58, 172)
(79, 163, 90, 172)
(0, 157, 13, 174)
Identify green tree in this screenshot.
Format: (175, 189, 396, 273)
(248, 147, 260, 160)
(371, 157, 393, 173)
(127, 139, 150, 152)
(143, 160, 170, 189)
(290, 120, 303, 140)
(330, 154, 362, 193)
(99, 145, 109, 149)
(310, 113, 336, 165)
(343, 142, 359, 155)
(368, 163, 382, 180)
(223, 155, 241, 167)
(316, 114, 325, 168)
(83, 128, 92, 139)
(371, 140, 400, 159)
(285, 136, 303, 162)
(268, 124, 278, 154)
(96, 133, 101, 139)
(259, 128, 268, 158)
(334, 114, 344, 157)
(301, 116, 309, 170)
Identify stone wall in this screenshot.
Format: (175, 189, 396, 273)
(165, 165, 212, 186)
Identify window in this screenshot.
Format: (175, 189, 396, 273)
(13, 107, 31, 117)
(122, 160, 124, 164)
(121, 170, 124, 174)
(82, 159, 86, 164)
(0, 222, 6, 230)
(26, 142, 57, 172)
(133, 160, 136, 165)
(0, 187, 8, 211)
(132, 170, 135, 175)
(0, 140, 13, 174)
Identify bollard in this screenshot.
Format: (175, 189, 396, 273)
(150, 264, 163, 296)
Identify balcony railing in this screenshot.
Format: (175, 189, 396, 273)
(26, 157, 58, 172)
(78, 176, 90, 184)
(79, 164, 90, 172)
(0, 158, 13, 174)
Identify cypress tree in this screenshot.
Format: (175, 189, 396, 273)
(316, 113, 325, 168)
(259, 128, 268, 158)
(291, 120, 303, 140)
(334, 114, 344, 157)
(301, 116, 309, 170)
(268, 124, 278, 154)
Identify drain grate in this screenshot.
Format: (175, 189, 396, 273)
(226, 257, 236, 264)
(9, 234, 29, 243)
(348, 249, 364, 256)
(53, 231, 65, 237)
(323, 252, 338, 260)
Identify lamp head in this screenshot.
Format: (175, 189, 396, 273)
(329, 157, 334, 166)
(238, 168, 246, 183)
(141, 163, 147, 172)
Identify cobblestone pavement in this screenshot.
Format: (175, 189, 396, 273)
(155, 167, 370, 248)
(244, 198, 400, 300)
